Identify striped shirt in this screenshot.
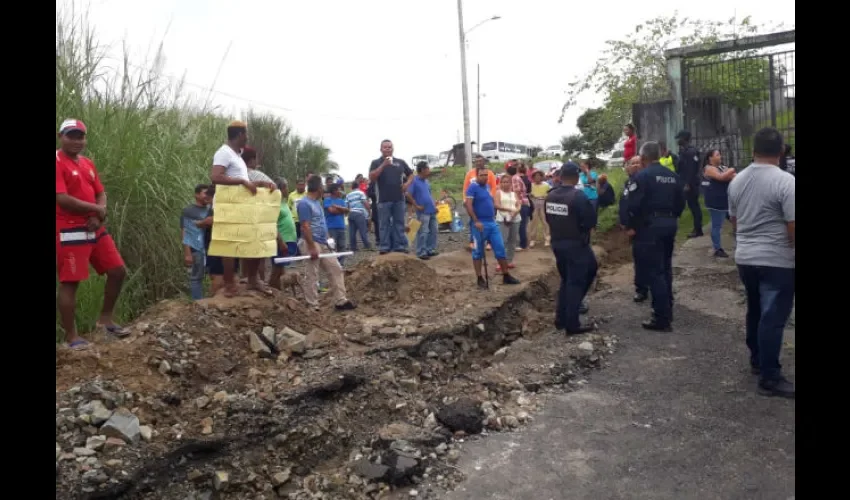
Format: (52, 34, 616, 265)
(512, 173, 529, 205)
(247, 169, 274, 184)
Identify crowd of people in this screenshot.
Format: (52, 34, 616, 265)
(56, 118, 795, 399)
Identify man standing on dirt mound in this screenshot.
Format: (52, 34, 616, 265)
(545, 162, 597, 335)
(56, 119, 129, 350)
(297, 175, 357, 312)
(626, 142, 686, 332)
(465, 167, 521, 289)
(369, 139, 413, 254)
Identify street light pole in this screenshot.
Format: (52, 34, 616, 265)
(456, 0, 473, 171)
(477, 64, 481, 153)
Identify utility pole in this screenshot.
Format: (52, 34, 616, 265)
(477, 63, 481, 154)
(456, 0, 472, 171)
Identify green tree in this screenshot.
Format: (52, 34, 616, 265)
(560, 134, 585, 154)
(576, 108, 621, 155)
(558, 14, 783, 132)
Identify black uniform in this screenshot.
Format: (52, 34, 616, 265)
(545, 183, 598, 333)
(619, 174, 648, 298)
(626, 162, 686, 327)
(676, 144, 703, 235)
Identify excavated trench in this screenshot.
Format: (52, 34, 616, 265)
(57, 253, 618, 500)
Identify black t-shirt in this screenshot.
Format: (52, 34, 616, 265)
(369, 157, 413, 203)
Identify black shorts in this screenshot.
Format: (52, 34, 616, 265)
(206, 255, 239, 276)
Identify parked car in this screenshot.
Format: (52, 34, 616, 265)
(538, 145, 564, 158)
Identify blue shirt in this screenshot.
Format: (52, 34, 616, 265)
(323, 197, 347, 229)
(180, 204, 209, 252)
(345, 190, 369, 215)
(466, 181, 496, 223)
(296, 196, 328, 245)
(406, 176, 436, 215)
(579, 171, 599, 200)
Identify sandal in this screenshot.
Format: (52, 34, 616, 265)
(98, 323, 130, 338)
(66, 339, 91, 351)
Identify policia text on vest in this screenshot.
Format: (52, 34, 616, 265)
(544, 184, 597, 334)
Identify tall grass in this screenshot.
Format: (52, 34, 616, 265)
(55, 12, 336, 338)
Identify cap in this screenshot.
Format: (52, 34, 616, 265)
(229, 120, 248, 129)
(59, 119, 87, 135)
(558, 161, 581, 177)
(675, 130, 691, 141)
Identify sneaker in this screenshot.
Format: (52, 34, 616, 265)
(757, 377, 795, 399)
(418, 255, 431, 261)
(335, 300, 357, 311)
(428, 251, 440, 257)
(495, 265, 502, 273)
(714, 248, 729, 258)
(507, 263, 516, 269)
(477, 276, 488, 289)
(502, 274, 520, 285)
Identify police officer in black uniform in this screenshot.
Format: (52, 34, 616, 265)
(619, 155, 649, 303)
(675, 130, 703, 239)
(626, 142, 686, 331)
(545, 162, 597, 335)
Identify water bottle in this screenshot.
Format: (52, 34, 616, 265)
(451, 211, 463, 233)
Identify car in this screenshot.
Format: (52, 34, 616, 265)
(538, 145, 564, 158)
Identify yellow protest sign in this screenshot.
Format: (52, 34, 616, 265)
(207, 185, 282, 258)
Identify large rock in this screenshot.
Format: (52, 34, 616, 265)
(99, 409, 141, 443)
(377, 422, 447, 447)
(276, 327, 307, 354)
(436, 398, 484, 434)
(352, 459, 390, 482)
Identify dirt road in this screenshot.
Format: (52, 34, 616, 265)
(443, 231, 796, 499)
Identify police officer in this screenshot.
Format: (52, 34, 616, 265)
(675, 130, 703, 238)
(626, 142, 686, 331)
(619, 155, 649, 303)
(658, 141, 678, 172)
(545, 162, 597, 335)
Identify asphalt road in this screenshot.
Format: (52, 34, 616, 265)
(444, 229, 796, 500)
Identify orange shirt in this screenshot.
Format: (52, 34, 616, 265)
(463, 169, 498, 199)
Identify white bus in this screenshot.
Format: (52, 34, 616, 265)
(480, 141, 530, 162)
(411, 154, 442, 169)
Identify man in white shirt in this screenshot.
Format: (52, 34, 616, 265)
(728, 127, 795, 399)
(209, 120, 255, 298)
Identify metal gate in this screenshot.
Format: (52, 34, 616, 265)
(682, 49, 795, 168)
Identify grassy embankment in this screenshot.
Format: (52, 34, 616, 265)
(55, 17, 329, 339)
(428, 162, 704, 244)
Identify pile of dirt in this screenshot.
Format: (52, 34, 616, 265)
(55, 250, 618, 499)
(346, 253, 446, 306)
(594, 228, 633, 268)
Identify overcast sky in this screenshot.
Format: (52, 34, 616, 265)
(70, 0, 794, 179)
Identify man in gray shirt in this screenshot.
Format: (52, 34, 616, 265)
(728, 127, 795, 399)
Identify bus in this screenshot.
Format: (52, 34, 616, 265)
(480, 141, 530, 162)
(411, 154, 441, 169)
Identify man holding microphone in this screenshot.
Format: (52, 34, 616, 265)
(369, 139, 413, 254)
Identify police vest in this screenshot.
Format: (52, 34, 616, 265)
(659, 155, 675, 171)
(545, 187, 582, 242)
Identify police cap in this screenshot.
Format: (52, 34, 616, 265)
(675, 130, 691, 141)
(557, 161, 580, 177)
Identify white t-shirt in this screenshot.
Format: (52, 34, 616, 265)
(212, 144, 248, 181)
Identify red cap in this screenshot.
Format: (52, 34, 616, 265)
(59, 119, 87, 135)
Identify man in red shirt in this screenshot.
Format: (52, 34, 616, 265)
(623, 123, 637, 162)
(56, 119, 128, 349)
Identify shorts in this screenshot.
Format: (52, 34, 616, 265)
(206, 255, 239, 276)
(56, 227, 125, 283)
(471, 220, 506, 261)
(272, 242, 299, 267)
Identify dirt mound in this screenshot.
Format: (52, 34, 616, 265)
(346, 253, 443, 306)
(594, 228, 633, 268)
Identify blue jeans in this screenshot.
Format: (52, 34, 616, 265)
(737, 265, 795, 381)
(328, 228, 347, 265)
(348, 211, 371, 251)
(633, 221, 677, 324)
(378, 200, 408, 252)
(552, 242, 598, 331)
(471, 221, 506, 261)
(415, 212, 438, 257)
(188, 249, 206, 300)
(708, 208, 727, 250)
(519, 204, 531, 249)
